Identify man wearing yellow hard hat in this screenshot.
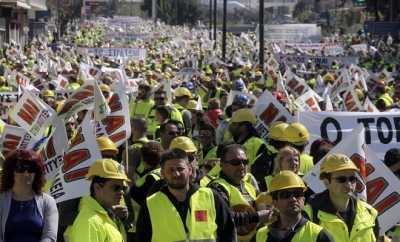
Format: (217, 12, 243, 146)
(66, 159, 130, 242)
(254, 171, 333, 242)
(304, 154, 379, 242)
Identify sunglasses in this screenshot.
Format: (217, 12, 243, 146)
(167, 131, 180, 136)
(224, 159, 248, 166)
(333, 176, 357, 183)
(278, 190, 304, 200)
(155, 97, 165, 100)
(107, 184, 128, 193)
(15, 163, 36, 173)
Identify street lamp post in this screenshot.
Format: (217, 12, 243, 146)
(209, 0, 212, 40)
(259, 0, 264, 68)
(222, 0, 227, 61)
(213, 0, 217, 46)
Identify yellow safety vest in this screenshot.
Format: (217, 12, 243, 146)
(147, 187, 218, 242)
(304, 200, 377, 242)
(129, 99, 154, 118)
(243, 136, 265, 167)
(130, 168, 161, 233)
(211, 177, 257, 207)
(66, 196, 125, 242)
(255, 221, 323, 242)
(299, 153, 314, 175)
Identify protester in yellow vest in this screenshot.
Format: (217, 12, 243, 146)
(136, 148, 236, 241)
(129, 82, 154, 119)
(229, 108, 270, 188)
(253, 171, 333, 242)
(283, 122, 314, 175)
(66, 159, 130, 242)
(304, 154, 380, 242)
(128, 141, 162, 237)
(173, 87, 192, 135)
(208, 144, 274, 241)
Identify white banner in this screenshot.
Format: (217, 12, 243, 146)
(57, 80, 95, 121)
(41, 118, 68, 181)
(297, 111, 400, 159)
(285, 43, 344, 56)
(0, 125, 38, 157)
(275, 54, 359, 69)
(81, 48, 147, 59)
(10, 91, 57, 141)
(252, 89, 293, 140)
(264, 24, 321, 43)
(295, 90, 321, 112)
(49, 113, 102, 203)
(95, 80, 131, 147)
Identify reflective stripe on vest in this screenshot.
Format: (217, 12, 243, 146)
(256, 221, 323, 242)
(147, 187, 217, 242)
(304, 200, 377, 242)
(243, 136, 264, 167)
(212, 177, 256, 207)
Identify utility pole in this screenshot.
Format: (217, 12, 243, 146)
(209, 0, 212, 40)
(152, 0, 157, 24)
(222, 0, 227, 61)
(259, 0, 264, 68)
(213, 0, 217, 45)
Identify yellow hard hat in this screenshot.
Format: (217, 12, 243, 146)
(169, 136, 198, 153)
(323, 73, 335, 83)
(269, 122, 289, 141)
(320, 154, 359, 178)
(255, 71, 262, 77)
(216, 68, 224, 73)
(187, 100, 197, 110)
(174, 87, 192, 98)
(0, 76, 5, 82)
(283, 122, 309, 144)
(96, 136, 118, 153)
(100, 84, 110, 93)
(230, 108, 257, 125)
(42, 90, 55, 98)
(85, 158, 130, 181)
(268, 170, 306, 194)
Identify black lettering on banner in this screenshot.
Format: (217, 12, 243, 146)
(320, 117, 342, 145)
(50, 176, 65, 199)
(394, 117, 400, 142)
(376, 117, 393, 144)
(357, 118, 374, 144)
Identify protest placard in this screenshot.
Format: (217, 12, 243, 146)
(10, 90, 57, 141)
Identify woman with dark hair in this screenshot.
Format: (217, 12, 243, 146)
(0, 149, 58, 242)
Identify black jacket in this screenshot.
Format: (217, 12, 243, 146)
(136, 184, 236, 242)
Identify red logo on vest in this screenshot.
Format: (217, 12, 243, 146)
(195, 210, 208, 222)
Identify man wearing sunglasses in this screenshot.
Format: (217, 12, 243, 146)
(253, 171, 333, 242)
(305, 154, 380, 242)
(136, 149, 236, 242)
(209, 144, 273, 241)
(67, 158, 131, 242)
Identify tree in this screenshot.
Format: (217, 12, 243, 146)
(142, 0, 201, 25)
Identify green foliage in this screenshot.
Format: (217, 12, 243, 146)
(142, 0, 201, 25)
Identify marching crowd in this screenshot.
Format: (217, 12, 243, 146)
(0, 17, 399, 242)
